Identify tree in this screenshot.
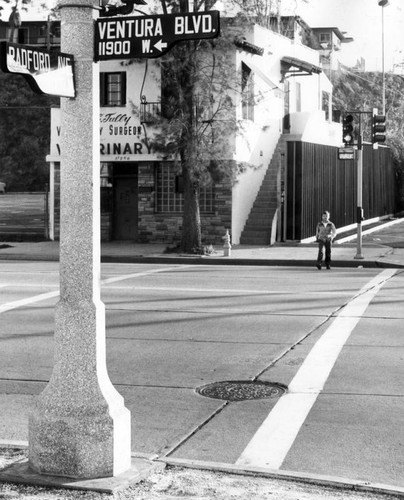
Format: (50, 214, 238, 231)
(0, 0, 58, 191)
(149, 0, 312, 253)
(142, 2, 238, 252)
(147, 0, 277, 252)
(0, 0, 30, 23)
(0, 71, 58, 191)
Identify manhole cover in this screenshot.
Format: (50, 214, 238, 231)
(195, 381, 286, 402)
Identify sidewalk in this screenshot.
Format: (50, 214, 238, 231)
(0, 236, 403, 268)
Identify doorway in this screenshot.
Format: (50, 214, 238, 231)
(113, 164, 138, 240)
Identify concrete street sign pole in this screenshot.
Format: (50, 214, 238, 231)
(29, 0, 131, 478)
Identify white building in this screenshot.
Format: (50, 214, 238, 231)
(44, 15, 342, 244)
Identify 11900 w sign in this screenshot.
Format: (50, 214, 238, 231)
(95, 11, 220, 61)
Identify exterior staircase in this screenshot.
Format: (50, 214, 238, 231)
(239, 135, 287, 245)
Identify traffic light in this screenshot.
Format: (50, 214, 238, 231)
(372, 112, 386, 145)
(342, 114, 354, 146)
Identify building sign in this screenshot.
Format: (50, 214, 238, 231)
(49, 108, 155, 162)
(0, 42, 75, 98)
(94, 11, 220, 61)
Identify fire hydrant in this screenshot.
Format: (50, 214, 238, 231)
(223, 229, 231, 257)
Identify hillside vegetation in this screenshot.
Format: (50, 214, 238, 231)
(332, 67, 404, 209)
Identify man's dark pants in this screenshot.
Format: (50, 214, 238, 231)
(317, 239, 332, 265)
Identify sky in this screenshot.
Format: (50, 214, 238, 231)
(285, 0, 404, 72)
(1, 0, 403, 72)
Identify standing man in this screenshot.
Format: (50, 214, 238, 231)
(316, 210, 337, 270)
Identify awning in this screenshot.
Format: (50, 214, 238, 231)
(243, 60, 283, 92)
(281, 56, 322, 81)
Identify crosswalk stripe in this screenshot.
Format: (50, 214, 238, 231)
(236, 268, 396, 470)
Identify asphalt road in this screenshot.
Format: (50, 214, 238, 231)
(0, 262, 403, 493)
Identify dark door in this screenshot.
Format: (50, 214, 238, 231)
(113, 173, 138, 240)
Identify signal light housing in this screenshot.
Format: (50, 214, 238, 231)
(372, 112, 386, 146)
(342, 114, 354, 146)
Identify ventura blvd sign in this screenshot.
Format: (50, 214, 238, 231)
(0, 42, 75, 98)
(95, 11, 220, 61)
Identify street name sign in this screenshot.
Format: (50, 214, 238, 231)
(94, 10, 220, 61)
(338, 146, 355, 160)
(0, 42, 75, 98)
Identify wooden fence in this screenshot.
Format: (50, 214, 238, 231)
(285, 141, 395, 240)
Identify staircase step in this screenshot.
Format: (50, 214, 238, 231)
(240, 133, 287, 246)
(248, 208, 276, 216)
(244, 223, 271, 229)
(241, 229, 269, 237)
(240, 236, 270, 245)
(246, 214, 272, 221)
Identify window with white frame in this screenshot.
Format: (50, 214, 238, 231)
(241, 62, 254, 121)
(296, 82, 301, 112)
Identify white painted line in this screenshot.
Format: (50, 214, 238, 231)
(102, 285, 298, 295)
(101, 265, 195, 285)
(0, 291, 59, 314)
(0, 265, 194, 314)
(236, 268, 396, 470)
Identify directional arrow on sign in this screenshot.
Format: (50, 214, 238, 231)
(154, 40, 168, 52)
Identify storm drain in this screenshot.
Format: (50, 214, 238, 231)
(195, 381, 287, 402)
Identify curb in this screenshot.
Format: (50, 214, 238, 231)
(161, 457, 404, 499)
(101, 256, 404, 268)
(0, 253, 403, 268)
(1, 442, 403, 497)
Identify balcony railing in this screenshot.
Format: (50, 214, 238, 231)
(0, 34, 61, 47)
(140, 97, 161, 124)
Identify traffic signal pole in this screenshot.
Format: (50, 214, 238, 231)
(355, 131, 364, 260)
(344, 109, 386, 260)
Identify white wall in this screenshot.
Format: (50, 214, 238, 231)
(230, 35, 285, 244)
(99, 59, 162, 162)
(289, 111, 342, 146)
(230, 23, 337, 244)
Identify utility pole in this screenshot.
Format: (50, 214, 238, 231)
(378, 0, 389, 115)
(29, 0, 132, 479)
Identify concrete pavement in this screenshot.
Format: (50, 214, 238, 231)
(1, 218, 404, 496)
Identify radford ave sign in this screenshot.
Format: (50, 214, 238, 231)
(95, 10, 220, 60)
(0, 42, 75, 97)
